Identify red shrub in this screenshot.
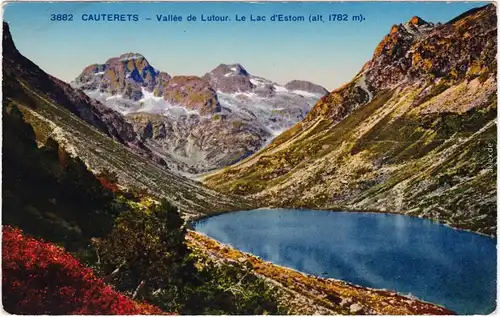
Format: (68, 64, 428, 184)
(2, 226, 165, 315)
(96, 174, 120, 193)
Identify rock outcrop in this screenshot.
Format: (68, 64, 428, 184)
(74, 53, 171, 101)
(161, 76, 221, 115)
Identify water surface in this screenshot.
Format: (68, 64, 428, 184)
(194, 209, 497, 314)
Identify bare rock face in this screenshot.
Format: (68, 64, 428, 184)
(127, 112, 269, 174)
(366, 5, 496, 92)
(284, 80, 329, 95)
(74, 53, 171, 101)
(202, 63, 255, 93)
(160, 76, 221, 115)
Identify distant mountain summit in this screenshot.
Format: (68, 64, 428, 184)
(73, 57, 328, 175)
(73, 54, 221, 116)
(202, 63, 329, 97)
(202, 63, 254, 93)
(2, 22, 170, 167)
(75, 53, 170, 101)
(409, 16, 428, 26)
(284, 80, 329, 96)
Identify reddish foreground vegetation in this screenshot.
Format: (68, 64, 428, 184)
(2, 226, 165, 315)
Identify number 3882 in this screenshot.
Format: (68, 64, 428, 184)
(50, 14, 74, 21)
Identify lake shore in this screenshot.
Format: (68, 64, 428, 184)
(189, 207, 497, 239)
(187, 230, 455, 315)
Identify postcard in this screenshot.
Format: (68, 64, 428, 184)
(2, 1, 497, 315)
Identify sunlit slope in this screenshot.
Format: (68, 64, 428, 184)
(205, 4, 497, 235)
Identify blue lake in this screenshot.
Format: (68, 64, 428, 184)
(194, 209, 497, 314)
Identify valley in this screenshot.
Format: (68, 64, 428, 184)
(2, 2, 497, 315)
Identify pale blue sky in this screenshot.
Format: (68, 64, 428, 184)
(3, 2, 489, 90)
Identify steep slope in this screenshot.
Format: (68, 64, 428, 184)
(3, 22, 252, 219)
(74, 59, 327, 175)
(205, 4, 497, 236)
(3, 24, 172, 168)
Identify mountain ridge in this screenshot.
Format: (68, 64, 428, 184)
(204, 4, 497, 236)
(73, 54, 328, 175)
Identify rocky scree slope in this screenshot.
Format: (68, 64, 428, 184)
(2, 22, 252, 219)
(73, 58, 327, 175)
(204, 5, 498, 236)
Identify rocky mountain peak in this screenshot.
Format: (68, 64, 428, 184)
(387, 18, 434, 38)
(202, 63, 254, 93)
(367, 4, 495, 91)
(284, 80, 329, 96)
(3, 22, 17, 58)
(73, 53, 170, 101)
(389, 24, 400, 35)
(118, 52, 146, 61)
(102, 52, 154, 74)
(409, 16, 428, 26)
(209, 63, 250, 78)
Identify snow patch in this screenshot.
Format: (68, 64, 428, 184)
(273, 85, 288, 93)
(120, 54, 144, 61)
(106, 94, 125, 101)
(250, 78, 261, 86)
(137, 88, 201, 117)
(355, 74, 373, 102)
(291, 90, 321, 98)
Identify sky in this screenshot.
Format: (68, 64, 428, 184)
(3, 1, 489, 90)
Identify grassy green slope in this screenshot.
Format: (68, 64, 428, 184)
(207, 81, 496, 235)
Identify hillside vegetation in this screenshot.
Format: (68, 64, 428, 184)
(205, 4, 497, 236)
(2, 105, 283, 314)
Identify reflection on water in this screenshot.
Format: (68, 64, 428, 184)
(194, 209, 497, 315)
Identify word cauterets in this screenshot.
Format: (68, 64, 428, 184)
(81, 13, 139, 21)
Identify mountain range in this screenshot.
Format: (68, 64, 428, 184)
(2, 21, 252, 219)
(72, 55, 327, 175)
(4, 5, 496, 234)
(204, 4, 498, 236)
(2, 3, 496, 314)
